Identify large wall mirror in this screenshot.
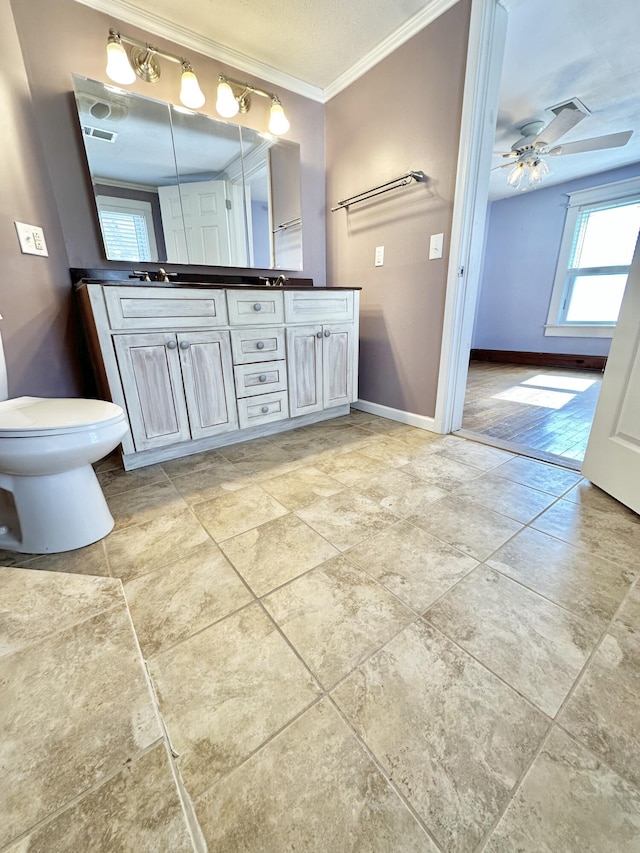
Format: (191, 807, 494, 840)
(72, 75, 303, 270)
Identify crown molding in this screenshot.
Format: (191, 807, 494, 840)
(74, 0, 463, 105)
(323, 0, 461, 101)
(73, 0, 325, 102)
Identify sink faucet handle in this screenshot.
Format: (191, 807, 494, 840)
(258, 276, 273, 286)
(131, 270, 151, 282)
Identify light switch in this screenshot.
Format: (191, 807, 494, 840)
(374, 246, 384, 267)
(429, 233, 444, 260)
(15, 222, 49, 257)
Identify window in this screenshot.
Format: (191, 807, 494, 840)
(545, 176, 640, 338)
(96, 196, 158, 262)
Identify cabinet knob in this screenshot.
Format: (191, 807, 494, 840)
(179, 340, 191, 350)
(253, 302, 262, 311)
(259, 374, 267, 383)
(316, 331, 323, 338)
(261, 405, 269, 413)
(166, 340, 177, 349)
(324, 329, 331, 337)
(256, 341, 265, 350)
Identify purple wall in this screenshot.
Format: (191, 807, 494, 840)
(325, 0, 471, 418)
(473, 162, 640, 357)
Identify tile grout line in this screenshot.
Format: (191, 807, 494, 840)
(325, 693, 447, 853)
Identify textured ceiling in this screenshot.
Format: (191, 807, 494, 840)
(84, 0, 640, 196)
(490, 0, 640, 198)
(128, 0, 434, 89)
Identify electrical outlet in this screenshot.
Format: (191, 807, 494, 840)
(374, 246, 384, 267)
(429, 233, 444, 260)
(15, 222, 49, 257)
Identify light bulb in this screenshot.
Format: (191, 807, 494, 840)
(527, 157, 550, 188)
(216, 80, 239, 118)
(506, 161, 524, 189)
(106, 35, 136, 85)
(180, 67, 205, 109)
(269, 100, 289, 135)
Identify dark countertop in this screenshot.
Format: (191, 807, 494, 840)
(75, 279, 361, 291)
(70, 268, 361, 291)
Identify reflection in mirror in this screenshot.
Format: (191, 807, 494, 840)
(167, 108, 246, 265)
(72, 75, 303, 270)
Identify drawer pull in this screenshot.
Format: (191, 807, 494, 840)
(316, 331, 323, 339)
(256, 341, 265, 350)
(324, 329, 331, 337)
(166, 340, 177, 349)
(179, 340, 191, 350)
(253, 303, 262, 311)
(259, 374, 267, 383)
(261, 405, 269, 414)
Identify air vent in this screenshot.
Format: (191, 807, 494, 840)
(82, 125, 118, 143)
(549, 97, 591, 119)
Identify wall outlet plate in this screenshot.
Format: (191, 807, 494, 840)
(375, 246, 384, 266)
(15, 222, 49, 257)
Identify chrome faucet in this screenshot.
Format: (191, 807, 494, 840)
(258, 275, 288, 287)
(155, 268, 177, 283)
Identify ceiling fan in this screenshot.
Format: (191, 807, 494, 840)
(496, 99, 633, 190)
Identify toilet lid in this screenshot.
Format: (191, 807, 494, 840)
(0, 397, 125, 435)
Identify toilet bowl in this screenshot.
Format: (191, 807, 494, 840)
(0, 396, 129, 554)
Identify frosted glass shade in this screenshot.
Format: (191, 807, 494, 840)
(269, 101, 290, 135)
(106, 39, 136, 85)
(180, 69, 205, 109)
(216, 81, 239, 118)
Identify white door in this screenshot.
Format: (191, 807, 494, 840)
(582, 237, 640, 513)
(157, 185, 189, 264)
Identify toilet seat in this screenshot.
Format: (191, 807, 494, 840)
(0, 397, 125, 437)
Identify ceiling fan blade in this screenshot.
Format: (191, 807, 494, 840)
(534, 105, 587, 147)
(548, 130, 633, 156)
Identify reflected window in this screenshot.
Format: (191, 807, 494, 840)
(97, 196, 157, 261)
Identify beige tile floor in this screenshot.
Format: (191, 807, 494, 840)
(3, 410, 640, 851)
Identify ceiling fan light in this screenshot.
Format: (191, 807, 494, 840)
(106, 33, 136, 85)
(216, 80, 239, 118)
(506, 161, 525, 189)
(527, 157, 550, 188)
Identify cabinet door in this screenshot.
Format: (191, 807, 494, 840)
(178, 330, 238, 439)
(113, 333, 190, 451)
(286, 325, 323, 417)
(322, 324, 357, 409)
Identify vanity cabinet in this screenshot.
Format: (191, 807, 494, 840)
(77, 282, 360, 469)
(113, 330, 237, 451)
(286, 323, 357, 417)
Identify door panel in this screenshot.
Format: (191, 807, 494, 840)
(286, 325, 323, 416)
(113, 333, 190, 451)
(582, 238, 640, 513)
(179, 331, 238, 439)
(322, 324, 354, 408)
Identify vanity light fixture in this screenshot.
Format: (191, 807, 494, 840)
(216, 75, 290, 135)
(105, 28, 205, 109)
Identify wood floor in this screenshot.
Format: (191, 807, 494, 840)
(461, 361, 603, 463)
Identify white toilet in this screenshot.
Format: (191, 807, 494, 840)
(0, 331, 129, 554)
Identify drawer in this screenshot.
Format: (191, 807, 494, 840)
(237, 391, 289, 429)
(284, 290, 353, 323)
(104, 286, 228, 330)
(227, 290, 284, 325)
(230, 327, 286, 364)
(234, 360, 287, 398)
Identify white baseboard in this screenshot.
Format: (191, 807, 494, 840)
(353, 399, 441, 433)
